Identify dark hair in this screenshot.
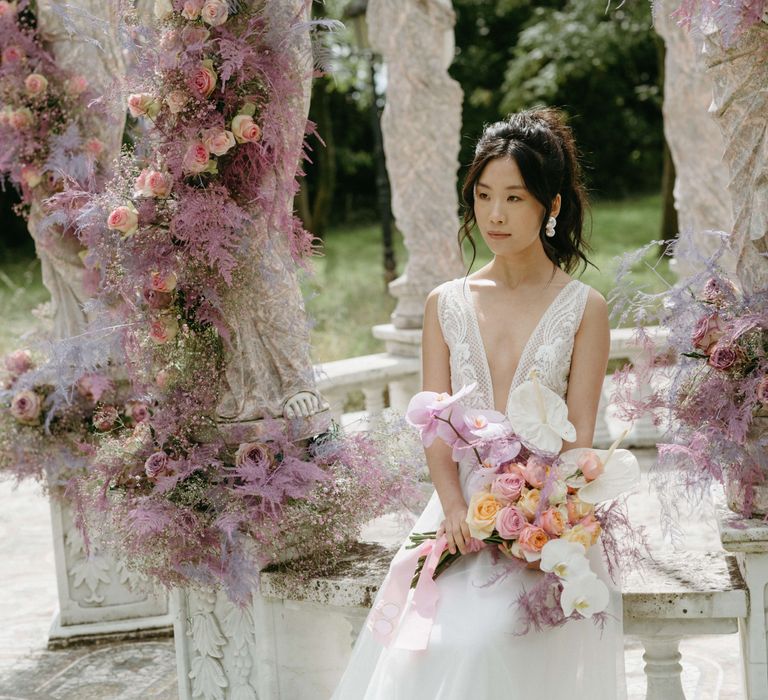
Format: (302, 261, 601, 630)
(458, 107, 592, 275)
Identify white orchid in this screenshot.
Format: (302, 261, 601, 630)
(507, 370, 576, 453)
(560, 573, 610, 618)
(560, 431, 641, 504)
(539, 539, 591, 582)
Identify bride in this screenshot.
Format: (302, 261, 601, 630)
(332, 107, 626, 699)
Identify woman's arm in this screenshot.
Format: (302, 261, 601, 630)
(422, 288, 472, 555)
(564, 288, 611, 450)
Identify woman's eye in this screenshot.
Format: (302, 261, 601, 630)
(477, 192, 488, 200)
(508, 196, 520, 202)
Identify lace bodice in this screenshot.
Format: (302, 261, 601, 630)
(436, 277, 590, 414)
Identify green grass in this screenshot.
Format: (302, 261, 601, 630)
(1, 193, 671, 363)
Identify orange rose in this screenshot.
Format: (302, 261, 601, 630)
(465, 490, 503, 539)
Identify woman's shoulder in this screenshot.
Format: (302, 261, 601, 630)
(571, 281, 609, 335)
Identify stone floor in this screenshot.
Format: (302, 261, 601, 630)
(0, 449, 746, 699)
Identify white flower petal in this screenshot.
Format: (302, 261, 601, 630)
(560, 574, 610, 618)
(540, 539, 590, 581)
(508, 380, 576, 453)
(577, 449, 641, 504)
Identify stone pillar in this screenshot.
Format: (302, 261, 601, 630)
(367, 0, 465, 336)
(702, 19, 768, 295)
(652, 0, 736, 279)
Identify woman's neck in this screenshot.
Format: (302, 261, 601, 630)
(485, 245, 559, 290)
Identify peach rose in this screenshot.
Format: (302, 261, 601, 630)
(5, 349, 33, 377)
(149, 315, 179, 344)
(24, 73, 48, 97)
(539, 507, 566, 537)
(145, 170, 173, 198)
(201, 0, 228, 26)
(465, 490, 504, 540)
(125, 401, 150, 423)
(562, 524, 593, 550)
(10, 108, 33, 130)
(566, 494, 594, 525)
(517, 488, 541, 521)
(231, 114, 261, 144)
(490, 472, 525, 504)
(495, 506, 527, 539)
(20, 164, 42, 188)
(518, 524, 549, 554)
(692, 313, 724, 354)
(189, 60, 217, 98)
(10, 389, 42, 424)
(181, 0, 204, 20)
(143, 287, 173, 309)
(84, 137, 104, 157)
(154, 0, 173, 19)
(520, 455, 549, 488)
(580, 514, 602, 545)
(127, 92, 160, 119)
(2, 45, 23, 63)
(107, 204, 139, 237)
(578, 450, 604, 481)
(202, 128, 235, 156)
(182, 141, 211, 174)
(165, 90, 188, 115)
(65, 75, 88, 96)
(150, 270, 177, 293)
(181, 24, 210, 45)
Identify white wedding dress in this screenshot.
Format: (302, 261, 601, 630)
(332, 277, 626, 700)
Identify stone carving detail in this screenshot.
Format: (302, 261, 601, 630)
(702, 21, 768, 295)
(367, 0, 465, 329)
(652, 0, 735, 277)
(65, 525, 112, 605)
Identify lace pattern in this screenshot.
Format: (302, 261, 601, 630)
(437, 277, 590, 411)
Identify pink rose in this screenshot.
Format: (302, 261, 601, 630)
(127, 92, 160, 119)
(517, 524, 549, 554)
(182, 141, 211, 174)
(65, 75, 88, 96)
(24, 73, 48, 97)
(708, 342, 739, 371)
(181, 24, 210, 44)
(5, 349, 33, 377)
(166, 90, 188, 115)
(490, 472, 525, 503)
(107, 205, 139, 236)
(202, 128, 235, 156)
(231, 114, 261, 144)
(134, 168, 149, 196)
(701, 277, 737, 305)
(2, 45, 24, 63)
(189, 60, 217, 98)
(144, 451, 170, 479)
(155, 369, 172, 389)
(181, 0, 205, 20)
(577, 450, 604, 482)
(758, 376, 768, 406)
(20, 164, 42, 188)
(149, 315, 179, 344)
(520, 455, 548, 488)
(93, 405, 119, 431)
(201, 0, 228, 26)
(150, 270, 177, 293)
(235, 441, 274, 469)
(10, 108, 33, 130)
(692, 314, 724, 353)
(146, 170, 173, 198)
(10, 389, 42, 424)
(495, 506, 527, 539)
(0, 2, 17, 18)
(125, 401, 150, 423)
(539, 507, 566, 537)
(76, 374, 113, 402)
(84, 137, 104, 157)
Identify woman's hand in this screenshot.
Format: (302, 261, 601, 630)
(437, 503, 471, 555)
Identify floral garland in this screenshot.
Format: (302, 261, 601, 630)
(612, 237, 768, 519)
(667, 0, 767, 45)
(0, 0, 106, 213)
(36, 0, 419, 599)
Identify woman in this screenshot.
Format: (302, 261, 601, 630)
(332, 108, 626, 699)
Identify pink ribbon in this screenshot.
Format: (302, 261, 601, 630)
(367, 535, 448, 651)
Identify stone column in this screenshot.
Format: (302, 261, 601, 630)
(367, 0, 465, 335)
(652, 0, 735, 279)
(702, 19, 768, 295)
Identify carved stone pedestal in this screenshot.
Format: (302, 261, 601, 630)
(48, 496, 171, 647)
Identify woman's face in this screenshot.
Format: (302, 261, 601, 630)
(473, 156, 556, 258)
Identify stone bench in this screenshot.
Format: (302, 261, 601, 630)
(255, 544, 747, 700)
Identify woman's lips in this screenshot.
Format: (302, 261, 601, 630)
(487, 231, 511, 239)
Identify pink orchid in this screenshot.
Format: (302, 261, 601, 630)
(405, 383, 476, 447)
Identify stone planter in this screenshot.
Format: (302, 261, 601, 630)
(48, 495, 172, 647)
(725, 416, 768, 516)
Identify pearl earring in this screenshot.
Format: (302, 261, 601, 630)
(545, 216, 557, 238)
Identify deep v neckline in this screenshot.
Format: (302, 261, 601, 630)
(464, 279, 578, 414)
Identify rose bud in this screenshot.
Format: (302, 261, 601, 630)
(10, 389, 42, 425)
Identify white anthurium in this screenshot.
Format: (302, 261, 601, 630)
(560, 573, 610, 618)
(507, 370, 576, 454)
(561, 432, 641, 505)
(539, 539, 591, 582)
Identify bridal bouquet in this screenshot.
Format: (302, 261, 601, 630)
(376, 373, 640, 643)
